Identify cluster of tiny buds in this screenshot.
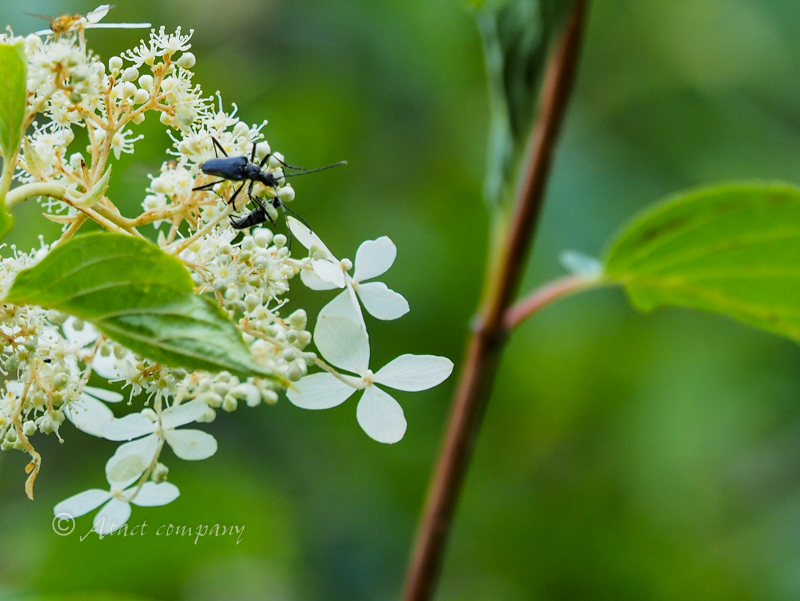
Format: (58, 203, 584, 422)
(0, 8, 452, 535)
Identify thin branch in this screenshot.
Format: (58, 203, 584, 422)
(401, 3, 589, 601)
(502, 273, 598, 331)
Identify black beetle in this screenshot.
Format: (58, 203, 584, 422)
(193, 137, 345, 236)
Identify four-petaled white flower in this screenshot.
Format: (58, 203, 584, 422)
(103, 399, 218, 484)
(54, 477, 179, 535)
(288, 217, 410, 330)
(287, 316, 453, 443)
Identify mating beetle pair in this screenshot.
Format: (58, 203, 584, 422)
(193, 137, 345, 236)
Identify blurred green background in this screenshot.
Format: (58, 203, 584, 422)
(3, 0, 800, 599)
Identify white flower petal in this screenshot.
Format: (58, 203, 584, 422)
(161, 399, 209, 429)
(102, 413, 155, 441)
(128, 482, 180, 507)
(286, 372, 357, 410)
(301, 267, 339, 290)
(62, 317, 99, 348)
(54, 489, 112, 519)
(83, 386, 124, 403)
(356, 282, 410, 320)
(93, 499, 131, 535)
(92, 353, 132, 380)
(105, 435, 159, 485)
(287, 216, 334, 256)
(314, 315, 370, 374)
(5, 381, 24, 396)
(65, 395, 115, 438)
(354, 237, 397, 281)
(86, 4, 112, 24)
(373, 354, 454, 391)
(356, 385, 407, 444)
(313, 260, 346, 288)
(164, 429, 218, 460)
(318, 288, 366, 330)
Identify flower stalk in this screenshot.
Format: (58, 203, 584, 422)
(401, 2, 590, 600)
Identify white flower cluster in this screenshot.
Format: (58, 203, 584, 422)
(0, 7, 452, 536)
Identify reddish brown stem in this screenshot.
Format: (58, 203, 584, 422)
(401, 3, 589, 601)
(503, 273, 597, 331)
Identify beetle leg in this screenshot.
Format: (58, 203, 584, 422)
(211, 137, 228, 158)
(227, 182, 245, 207)
(192, 178, 226, 192)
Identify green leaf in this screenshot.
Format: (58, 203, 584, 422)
(6, 232, 278, 379)
(0, 40, 26, 239)
(475, 0, 572, 206)
(0, 40, 26, 161)
(604, 182, 800, 343)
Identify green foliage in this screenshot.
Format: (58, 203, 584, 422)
(0, 40, 26, 238)
(5, 232, 278, 379)
(605, 182, 800, 343)
(0, 40, 26, 164)
(475, 0, 572, 207)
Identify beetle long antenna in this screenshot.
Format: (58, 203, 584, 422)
(280, 161, 347, 179)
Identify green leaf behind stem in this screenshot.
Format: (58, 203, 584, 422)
(605, 182, 800, 343)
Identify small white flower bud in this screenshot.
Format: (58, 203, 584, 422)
(341, 258, 353, 271)
(244, 294, 260, 312)
(151, 463, 169, 483)
(212, 278, 227, 292)
(22, 420, 36, 437)
(160, 112, 175, 126)
(297, 331, 312, 348)
(254, 228, 273, 248)
(268, 153, 285, 169)
(176, 52, 196, 69)
(287, 309, 307, 330)
(138, 74, 154, 90)
(241, 236, 256, 251)
(199, 391, 223, 407)
(286, 359, 307, 382)
(133, 113, 146, 124)
(196, 407, 216, 423)
(69, 153, 84, 171)
(255, 142, 271, 160)
(121, 82, 137, 99)
(233, 121, 250, 136)
(109, 57, 123, 71)
(53, 373, 69, 388)
(133, 89, 149, 105)
(219, 242, 233, 254)
(121, 66, 139, 81)
(222, 395, 238, 412)
(273, 234, 287, 248)
(213, 381, 230, 396)
(262, 390, 279, 405)
(302, 351, 317, 365)
(278, 185, 295, 203)
(25, 34, 42, 51)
